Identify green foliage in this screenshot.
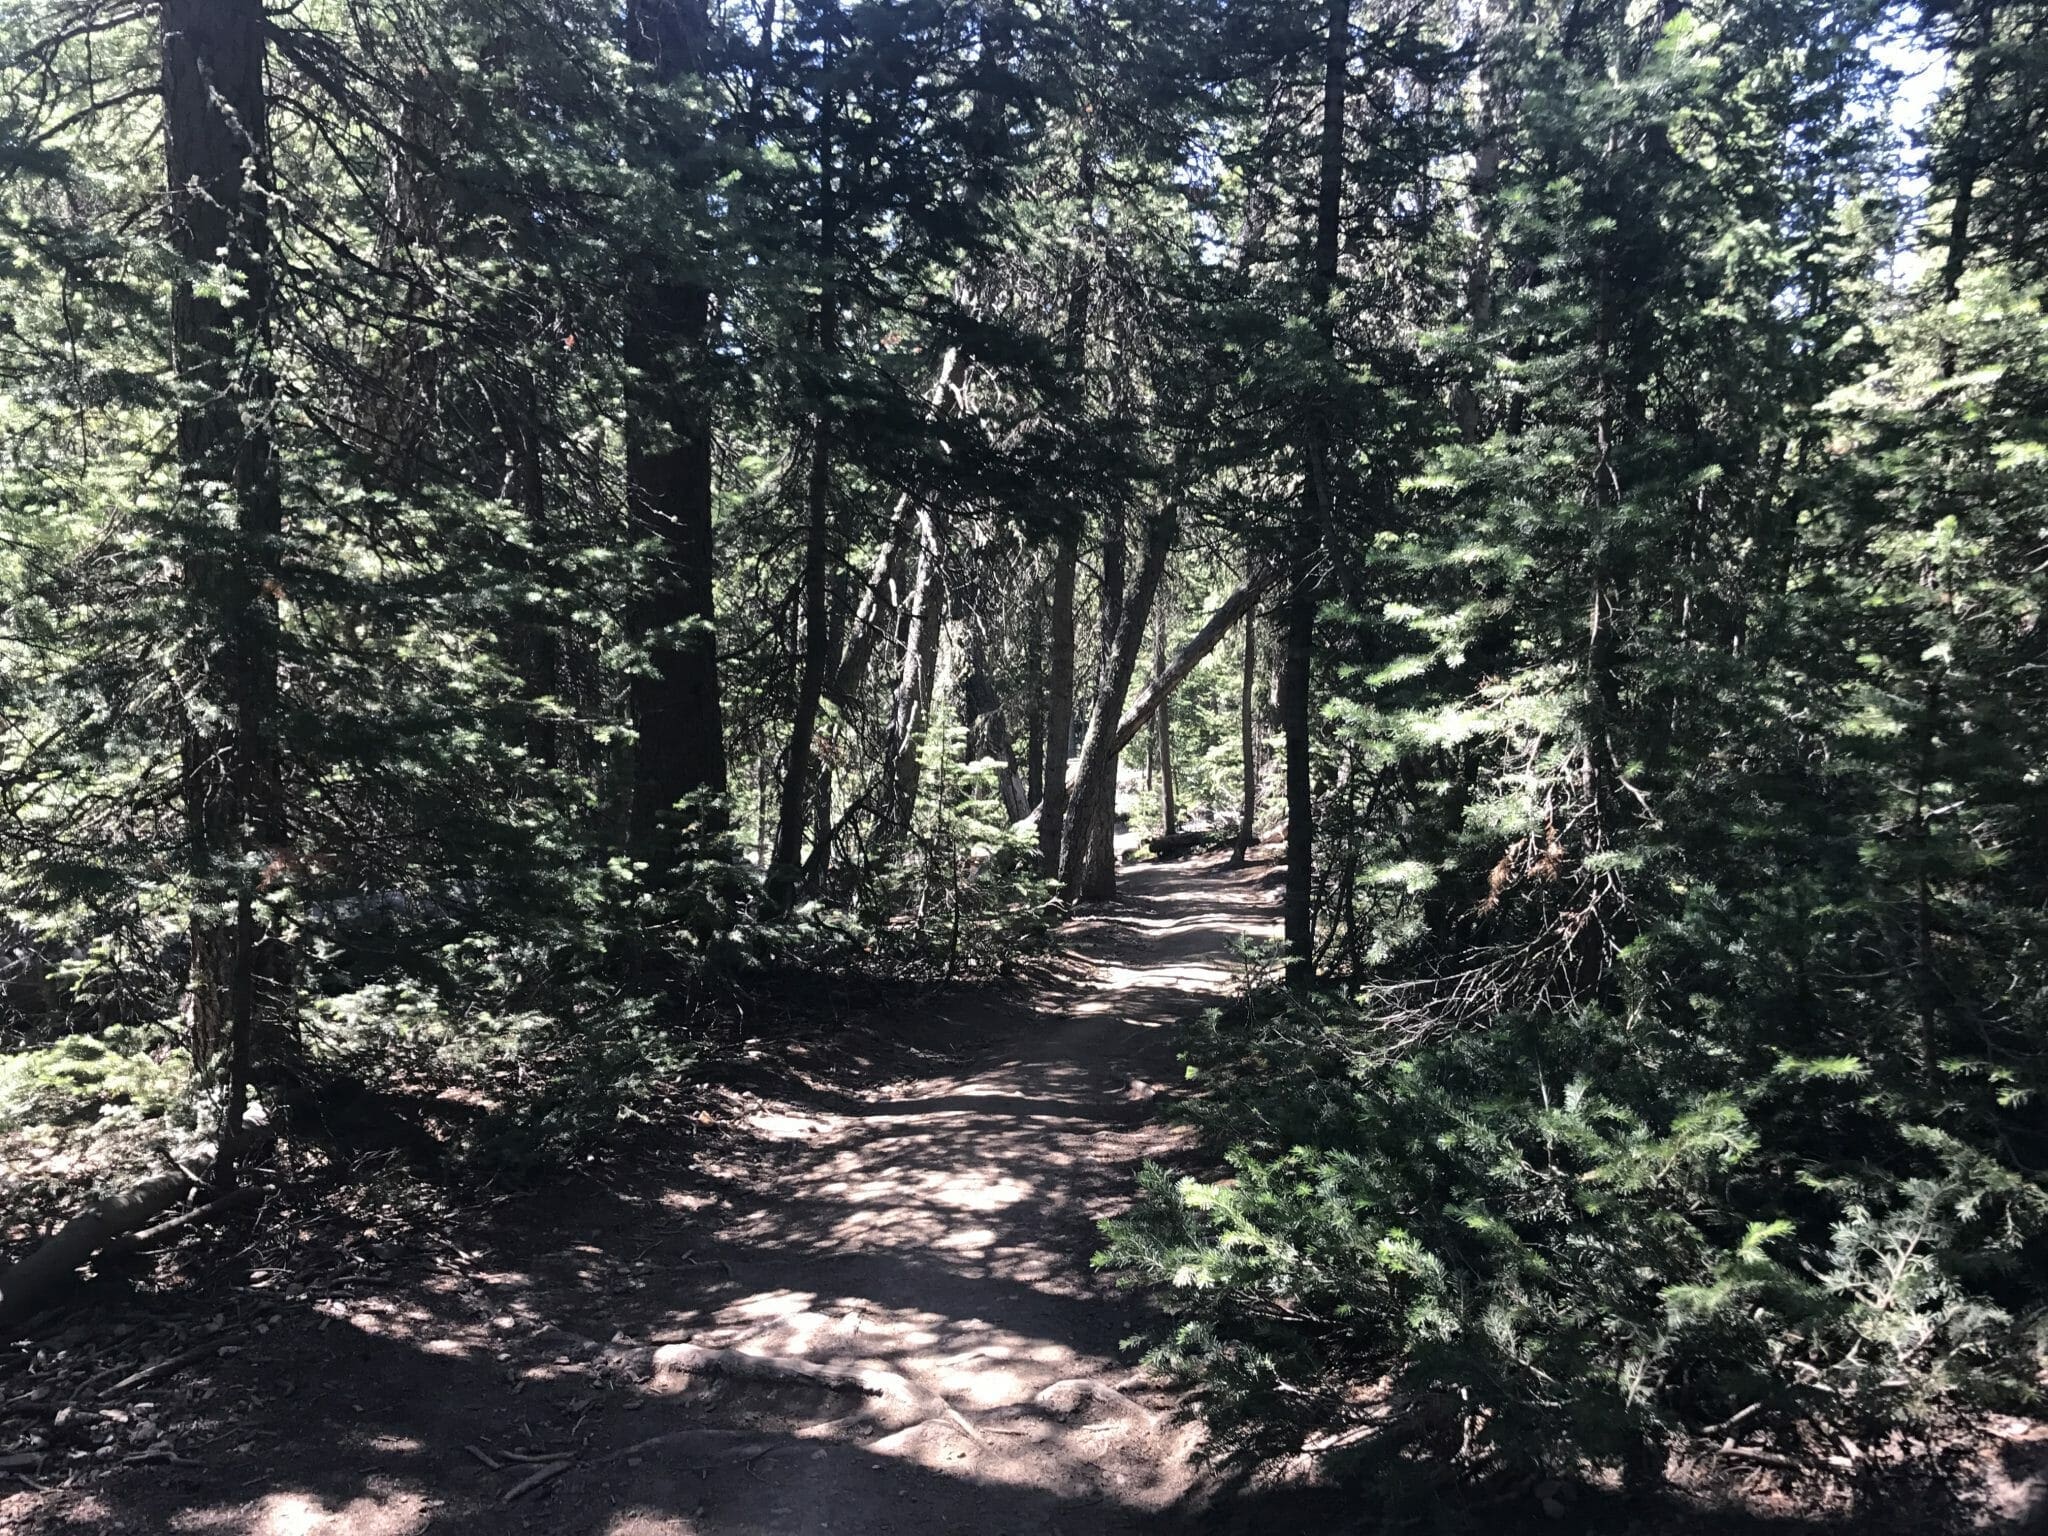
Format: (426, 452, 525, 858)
(0, 1025, 190, 1133)
(861, 720, 1060, 980)
(1101, 983, 2048, 1474)
(1100, 0, 2048, 1485)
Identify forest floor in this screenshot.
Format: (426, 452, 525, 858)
(7, 850, 2046, 1535)
(1, 851, 1284, 1536)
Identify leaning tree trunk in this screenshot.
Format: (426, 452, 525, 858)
(883, 505, 949, 835)
(1060, 510, 1173, 900)
(1112, 566, 1275, 758)
(625, 0, 728, 868)
(164, 0, 283, 1167)
(832, 349, 962, 702)
(1016, 564, 1275, 836)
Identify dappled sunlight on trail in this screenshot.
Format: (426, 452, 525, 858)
(15, 853, 1280, 1535)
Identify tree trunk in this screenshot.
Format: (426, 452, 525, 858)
(1024, 578, 1046, 810)
(1038, 528, 1079, 876)
(1081, 501, 1126, 883)
(883, 505, 948, 834)
(625, 0, 727, 869)
(1233, 601, 1258, 863)
(770, 33, 839, 895)
(1283, 0, 1348, 988)
(1060, 510, 1173, 900)
(1280, 533, 1315, 985)
(1451, 0, 1504, 445)
(1154, 591, 1176, 836)
(0, 1123, 274, 1327)
(163, 0, 283, 1163)
(1112, 567, 1276, 758)
(1014, 564, 1276, 835)
(963, 632, 1028, 822)
(1037, 149, 1094, 878)
(832, 349, 962, 700)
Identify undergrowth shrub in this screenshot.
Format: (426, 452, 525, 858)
(860, 726, 1060, 980)
(0, 1023, 189, 1132)
(1098, 967, 2048, 1480)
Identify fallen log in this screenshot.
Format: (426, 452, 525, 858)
(1138, 827, 1229, 861)
(0, 1122, 273, 1328)
(103, 1337, 231, 1395)
(106, 1183, 268, 1257)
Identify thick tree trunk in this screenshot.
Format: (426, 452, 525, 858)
(774, 419, 834, 887)
(625, 0, 727, 868)
(1451, 2, 1504, 445)
(164, 0, 283, 1162)
(1059, 510, 1173, 900)
(1081, 502, 1126, 883)
(1039, 149, 1095, 880)
(1280, 535, 1315, 983)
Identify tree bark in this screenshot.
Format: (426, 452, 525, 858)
(1081, 500, 1126, 883)
(770, 23, 840, 895)
(1037, 149, 1095, 878)
(1153, 590, 1176, 836)
(1284, 0, 1349, 987)
(1280, 533, 1315, 985)
(1038, 528, 1079, 876)
(1059, 510, 1173, 900)
(1024, 577, 1046, 810)
(832, 349, 962, 700)
(963, 632, 1028, 822)
(1112, 566, 1276, 759)
(1233, 600, 1258, 863)
(625, 0, 728, 869)
(163, 0, 283, 1161)
(883, 504, 948, 834)
(1450, 0, 1504, 445)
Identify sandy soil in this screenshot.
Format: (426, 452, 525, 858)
(3, 852, 1280, 1536)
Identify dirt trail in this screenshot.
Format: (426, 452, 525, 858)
(13, 852, 1279, 1536)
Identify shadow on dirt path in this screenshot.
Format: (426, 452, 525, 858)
(6, 852, 1280, 1535)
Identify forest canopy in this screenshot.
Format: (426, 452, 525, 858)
(2, 0, 2046, 1499)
